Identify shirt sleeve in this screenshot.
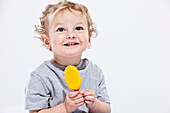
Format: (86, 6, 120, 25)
(97, 70, 111, 104)
(25, 72, 50, 110)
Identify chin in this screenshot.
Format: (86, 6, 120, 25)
(64, 49, 85, 57)
(64, 51, 83, 58)
(65, 53, 81, 58)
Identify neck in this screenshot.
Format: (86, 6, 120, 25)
(51, 55, 81, 66)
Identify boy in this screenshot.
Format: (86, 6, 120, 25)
(25, 0, 111, 113)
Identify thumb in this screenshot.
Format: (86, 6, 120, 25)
(68, 91, 79, 98)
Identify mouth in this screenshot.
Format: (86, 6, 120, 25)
(63, 42, 79, 46)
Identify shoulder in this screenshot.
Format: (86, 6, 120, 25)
(83, 58, 103, 78)
(84, 58, 102, 71)
(31, 61, 50, 74)
(28, 61, 50, 83)
(30, 60, 56, 80)
(28, 60, 60, 92)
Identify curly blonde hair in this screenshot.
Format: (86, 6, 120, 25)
(35, 0, 97, 39)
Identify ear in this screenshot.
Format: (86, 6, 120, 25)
(88, 33, 92, 48)
(41, 34, 51, 50)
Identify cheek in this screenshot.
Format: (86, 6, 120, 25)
(51, 34, 64, 45)
(79, 33, 89, 42)
(85, 36, 91, 45)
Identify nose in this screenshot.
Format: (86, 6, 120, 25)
(67, 31, 76, 39)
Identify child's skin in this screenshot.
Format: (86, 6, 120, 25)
(29, 8, 110, 113)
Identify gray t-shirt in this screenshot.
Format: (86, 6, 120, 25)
(25, 58, 110, 112)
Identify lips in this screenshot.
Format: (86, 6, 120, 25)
(64, 42, 79, 46)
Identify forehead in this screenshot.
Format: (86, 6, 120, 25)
(49, 8, 87, 26)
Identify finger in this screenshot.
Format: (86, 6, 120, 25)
(85, 100, 92, 104)
(80, 89, 89, 95)
(80, 90, 85, 95)
(68, 91, 79, 98)
(74, 97, 84, 104)
(84, 91, 95, 97)
(85, 100, 94, 107)
(85, 100, 95, 108)
(84, 95, 95, 101)
(76, 101, 85, 107)
(73, 94, 84, 100)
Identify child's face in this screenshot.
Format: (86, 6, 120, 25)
(45, 9, 90, 59)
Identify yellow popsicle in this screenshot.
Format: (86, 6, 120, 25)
(64, 65, 81, 91)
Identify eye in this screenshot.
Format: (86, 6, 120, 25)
(56, 28, 65, 32)
(76, 26, 83, 31)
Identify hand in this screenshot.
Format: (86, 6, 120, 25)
(80, 90, 96, 110)
(64, 91, 84, 113)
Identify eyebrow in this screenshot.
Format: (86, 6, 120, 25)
(75, 22, 86, 26)
(54, 23, 64, 27)
(54, 22, 86, 27)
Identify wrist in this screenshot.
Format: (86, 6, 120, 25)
(89, 98, 97, 112)
(62, 102, 71, 113)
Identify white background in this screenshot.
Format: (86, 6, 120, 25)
(0, 0, 170, 113)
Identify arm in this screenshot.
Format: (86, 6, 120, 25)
(90, 99, 111, 113)
(29, 103, 67, 113)
(80, 90, 111, 113)
(29, 91, 84, 113)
